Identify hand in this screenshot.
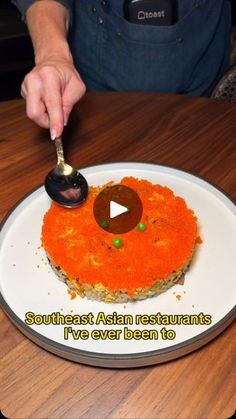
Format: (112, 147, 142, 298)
(21, 58, 86, 139)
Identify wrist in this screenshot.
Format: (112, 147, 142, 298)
(35, 41, 73, 66)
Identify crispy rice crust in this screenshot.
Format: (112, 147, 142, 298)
(47, 252, 193, 303)
(42, 177, 199, 303)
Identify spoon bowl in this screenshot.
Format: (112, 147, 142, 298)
(44, 137, 88, 208)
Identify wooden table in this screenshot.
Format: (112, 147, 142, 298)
(0, 93, 235, 419)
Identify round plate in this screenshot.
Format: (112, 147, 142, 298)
(0, 163, 235, 368)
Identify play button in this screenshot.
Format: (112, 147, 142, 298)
(110, 201, 128, 219)
(93, 184, 143, 234)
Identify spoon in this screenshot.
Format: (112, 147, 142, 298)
(44, 136, 88, 208)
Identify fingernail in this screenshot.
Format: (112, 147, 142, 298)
(50, 128, 57, 141)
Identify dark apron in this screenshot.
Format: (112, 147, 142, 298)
(69, 0, 231, 95)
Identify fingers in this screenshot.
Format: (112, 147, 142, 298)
(42, 71, 64, 139)
(21, 65, 86, 139)
(22, 69, 64, 138)
(22, 76, 50, 129)
(62, 76, 86, 126)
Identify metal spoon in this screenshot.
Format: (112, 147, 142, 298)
(44, 137, 88, 208)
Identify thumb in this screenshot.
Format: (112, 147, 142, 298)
(43, 76, 64, 139)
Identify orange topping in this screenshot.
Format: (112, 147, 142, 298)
(41, 177, 198, 294)
(67, 289, 77, 300)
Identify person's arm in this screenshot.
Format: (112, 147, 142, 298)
(17, 0, 86, 139)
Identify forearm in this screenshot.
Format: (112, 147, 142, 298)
(26, 1, 72, 65)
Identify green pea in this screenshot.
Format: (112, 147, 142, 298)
(137, 222, 146, 232)
(112, 237, 123, 248)
(100, 219, 108, 229)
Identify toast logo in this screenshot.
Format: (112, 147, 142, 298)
(137, 10, 165, 20)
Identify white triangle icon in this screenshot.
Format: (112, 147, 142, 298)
(110, 201, 128, 219)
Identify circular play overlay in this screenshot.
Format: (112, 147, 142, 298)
(93, 184, 143, 234)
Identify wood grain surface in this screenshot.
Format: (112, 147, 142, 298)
(0, 92, 236, 419)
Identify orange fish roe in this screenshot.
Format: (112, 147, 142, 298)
(67, 289, 77, 300)
(41, 177, 198, 295)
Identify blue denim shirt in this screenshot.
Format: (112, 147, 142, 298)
(13, 0, 231, 95)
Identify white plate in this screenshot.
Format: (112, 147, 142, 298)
(0, 163, 235, 368)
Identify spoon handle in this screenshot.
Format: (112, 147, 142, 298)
(55, 137, 65, 165)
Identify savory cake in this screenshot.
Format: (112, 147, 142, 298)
(41, 177, 199, 303)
